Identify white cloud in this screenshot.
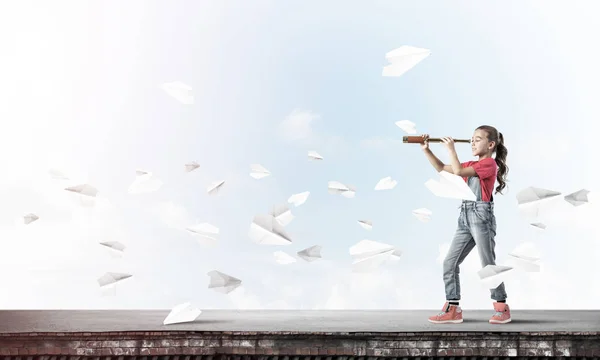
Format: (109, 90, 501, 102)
(278, 109, 320, 141)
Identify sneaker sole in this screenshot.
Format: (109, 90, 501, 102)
(428, 318, 463, 324)
(489, 318, 512, 324)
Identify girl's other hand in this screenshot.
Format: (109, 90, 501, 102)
(421, 134, 430, 151)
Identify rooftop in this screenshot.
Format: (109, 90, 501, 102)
(1, 309, 599, 333)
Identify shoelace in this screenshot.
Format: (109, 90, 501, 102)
(494, 311, 504, 317)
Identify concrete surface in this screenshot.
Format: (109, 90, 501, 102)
(1, 310, 599, 333)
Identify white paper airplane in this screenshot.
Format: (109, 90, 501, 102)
(425, 170, 477, 201)
(161, 81, 194, 104)
(270, 204, 294, 227)
(412, 208, 432, 222)
(274, 251, 297, 265)
(308, 151, 323, 160)
(395, 120, 417, 134)
(517, 187, 562, 205)
(516, 186, 563, 219)
(382, 46, 431, 77)
(163, 302, 202, 325)
(185, 223, 219, 246)
(297, 245, 322, 262)
(507, 254, 540, 272)
(507, 242, 541, 272)
(128, 170, 163, 194)
(97, 272, 131, 286)
(185, 162, 200, 173)
(65, 184, 98, 197)
(530, 222, 546, 230)
(207, 180, 225, 195)
(288, 191, 310, 207)
(477, 265, 513, 289)
(207, 270, 242, 294)
(374, 176, 397, 191)
(357, 220, 373, 230)
(48, 168, 69, 180)
(328, 181, 356, 198)
(248, 214, 292, 245)
(349, 240, 402, 273)
(564, 189, 590, 206)
(22, 213, 39, 225)
(99, 241, 126, 258)
(250, 164, 271, 179)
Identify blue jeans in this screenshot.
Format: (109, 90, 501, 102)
(443, 200, 507, 302)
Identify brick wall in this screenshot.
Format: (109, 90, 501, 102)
(0, 331, 598, 358)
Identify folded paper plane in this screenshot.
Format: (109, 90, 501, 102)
(425, 171, 476, 201)
(382, 46, 431, 77)
(161, 81, 194, 104)
(163, 302, 202, 325)
(207, 270, 241, 294)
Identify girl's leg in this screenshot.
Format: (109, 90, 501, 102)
(470, 205, 508, 301)
(443, 212, 475, 301)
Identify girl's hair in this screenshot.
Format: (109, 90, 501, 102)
(476, 125, 509, 195)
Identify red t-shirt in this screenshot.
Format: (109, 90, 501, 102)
(461, 158, 497, 202)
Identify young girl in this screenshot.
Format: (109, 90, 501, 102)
(422, 125, 511, 324)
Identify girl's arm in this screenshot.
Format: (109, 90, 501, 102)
(423, 148, 453, 173)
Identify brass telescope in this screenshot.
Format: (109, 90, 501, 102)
(403, 136, 471, 144)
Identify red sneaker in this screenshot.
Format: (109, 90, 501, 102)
(489, 302, 511, 324)
(428, 302, 463, 324)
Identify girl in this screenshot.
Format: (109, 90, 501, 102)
(422, 125, 511, 324)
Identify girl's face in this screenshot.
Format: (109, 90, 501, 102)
(471, 129, 493, 156)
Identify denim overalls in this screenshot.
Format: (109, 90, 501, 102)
(442, 175, 508, 302)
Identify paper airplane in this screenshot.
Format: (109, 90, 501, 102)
(207, 180, 225, 195)
(564, 189, 590, 206)
(382, 46, 431, 77)
(270, 204, 294, 227)
(507, 254, 540, 272)
(517, 187, 562, 205)
(507, 242, 541, 272)
(349, 240, 402, 273)
(425, 171, 476, 201)
(163, 302, 202, 325)
(250, 164, 271, 179)
(22, 213, 39, 225)
(185, 162, 200, 173)
(374, 176, 397, 191)
(65, 184, 98, 197)
(297, 245, 322, 262)
(97, 272, 132, 296)
(48, 169, 69, 180)
(207, 270, 242, 294)
(99, 241, 126, 257)
(395, 120, 417, 134)
(288, 191, 310, 207)
(186, 223, 219, 246)
(412, 208, 432, 222)
(477, 265, 513, 289)
(516, 186, 562, 219)
(161, 81, 194, 104)
(274, 251, 297, 265)
(128, 170, 163, 194)
(357, 220, 373, 230)
(328, 181, 356, 198)
(308, 151, 323, 160)
(530, 222, 546, 230)
(248, 214, 292, 245)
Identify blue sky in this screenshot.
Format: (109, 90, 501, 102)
(1, 0, 599, 311)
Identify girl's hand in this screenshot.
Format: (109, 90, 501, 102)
(441, 136, 456, 152)
(421, 134, 430, 151)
